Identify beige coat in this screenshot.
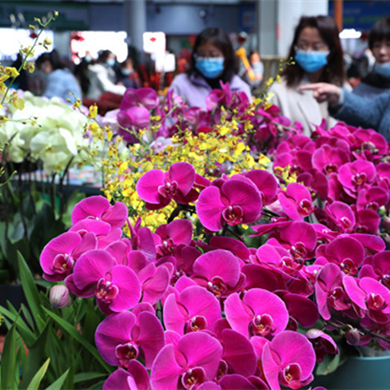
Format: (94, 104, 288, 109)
(269, 76, 350, 136)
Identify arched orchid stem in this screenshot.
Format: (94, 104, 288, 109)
(326, 319, 390, 344)
(225, 226, 245, 242)
(262, 209, 281, 219)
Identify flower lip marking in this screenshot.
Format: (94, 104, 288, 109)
(115, 343, 139, 368)
(352, 172, 367, 186)
(96, 278, 119, 303)
(181, 367, 206, 389)
(222, 205, 244, 226)
(53, 254, 74, 273)
(250, 313, 274, 336)
(158, 180, 177, 198)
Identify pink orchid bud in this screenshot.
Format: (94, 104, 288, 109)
(49, 285, 70, 309)
(345, 328, 361, 345)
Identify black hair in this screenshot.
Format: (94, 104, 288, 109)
(36, 49, 65, 71)
(368, 17, 390, 50)
(98, 50, 114, 64)
(189, 27, 239, 84)
(283, 15, 345, 87)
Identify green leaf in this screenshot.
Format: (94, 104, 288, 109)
(42, 307, 112, 373)
(0, 305, 36, 347)
(21, 321, 50, 388)
(316, 352, 341, 375)
(0, 324, 18, 390)
(26, 358, 50, 390)
(17, 251, 46, 330)
(74, 372, 107, 384)
(45, 369, 70, 390)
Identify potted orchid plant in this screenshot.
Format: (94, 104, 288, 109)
(32, 81, 390, 390)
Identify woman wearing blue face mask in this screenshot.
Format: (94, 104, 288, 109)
(269, 16, 350, 135)
(353, 18, 390, 98)
(86, 50, 126, 100)
(169, 27, 252, 108)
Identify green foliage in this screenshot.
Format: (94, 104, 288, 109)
(0, 252, 113, 389)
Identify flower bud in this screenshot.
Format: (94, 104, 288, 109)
(345, 328, 361, 345)
(49, 285, 69, 309)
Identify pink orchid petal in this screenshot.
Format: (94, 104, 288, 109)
(73, 249, 114, 290)
(168, 162, 196, 196)
(101, 201, 128, 229)
(142, 265, 170, 305)
(109, 265, 141, 311)
(95, 311, 136, 366)
(136, 169, 165, 204)
(224, 293, 253, 337)
(71, 195, 110, 224)
(196, 186, 225, 231)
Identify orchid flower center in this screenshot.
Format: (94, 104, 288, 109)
(298, 199, 313, 215)
(96, 277, 119, 303)
(382, 274, 390, 289)
(362, 141, 378, 154)
(181, 367, 205, 390)
(53, 254, 74, 274)
(290, 242, 307, 260)
(281, 256, 303, 274)
(115, 343, 139, 368)
(352, 172, 367, 186)
(158, 180, 178, 198)
(366, 201, 379, 211)
(325, 163, 338, 174)
(281, 363, 302, 386)
(222, 205, 244, 226)
(207, 276, 227, 297)
(250, 314, 274, 336)
(340, 258, 357, 276)
(157, 237, 175, 256)
(189, 316, 207, 332)
(367, 293, 387, 311)
(340, 216, 353, 230)
(217, 360, 228, 380)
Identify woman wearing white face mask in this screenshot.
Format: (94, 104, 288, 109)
(86, 50, 126, 100)
(269, 15, 350, 135)
(353, 18, 390, 98)
(169, 27, 251, 108)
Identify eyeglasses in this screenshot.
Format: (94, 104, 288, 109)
(295, 42, 329, 52)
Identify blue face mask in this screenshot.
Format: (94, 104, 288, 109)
(107, 58, 116, 67)
(121, 68, 132, 76)
(374, 61, 390, 78)
(294, 50, 329, 73)
(195, 57, 224, 79)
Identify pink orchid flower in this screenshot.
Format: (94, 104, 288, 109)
(262, 331, 316, 390)
(305, 329, 338, 363)
(103, 361, 149, 390)
(163, 285, 221, 334)
(150, 332, 223, 390)
(136, 162, 197, 209)
(67, 249, 141, 314)
(312, 144, 350, 175)
(95, 310, 165, 369)
(278, 183, 314, 221)
(120, 87, 159, 111)
(196, 178, 262, 232)
(359, 251, 390, 288)
(224, 288, 289, 339)
(71, 195, 128, 229)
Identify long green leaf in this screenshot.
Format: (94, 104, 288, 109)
(42, 307, 112, 373)
(0, 324, 18, 390)
(45, 369, 70, 390)
(74, 372, 108, 384)
(0, 305, 36, 347)
(26, 358, 50, 390)
(21, 321, 50, 389)
(17, 251, 45, 330)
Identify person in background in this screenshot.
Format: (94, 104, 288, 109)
(269, 15, 349, 135)
(169, 27, 251, 108)
(244, 50, 264, 91)
(353, 17, 390, 98)
(74, 51, 94, 96)
(35, 50, 82, 102)
(116, 57, 142, 89)
(85, 50, 126, 100)
(299, 81, 390, 141)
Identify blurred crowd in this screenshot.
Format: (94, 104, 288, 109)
(10, 16, 390, 134)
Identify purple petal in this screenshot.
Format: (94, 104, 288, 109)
(95, 311, 136, 366)
(101, 201, 129, 229)
(71, 196, 110, 224)
(196, 186, 225, 232)
(169, 162, 196, 196)
(103, 369, 132, 390)
(109, 265, 141, 311)
(224, 293, 253, 338)
(142, 265, 170, 305)
(73, 249, 114, 290)
(136, 169, 165, 204)
(150, 344, 183, 390)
